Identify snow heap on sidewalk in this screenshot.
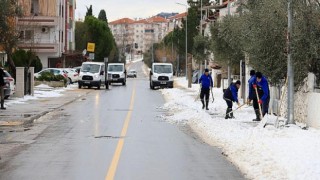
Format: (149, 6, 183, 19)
(5, 84, 73, 106)
(160, 77, 320, 180)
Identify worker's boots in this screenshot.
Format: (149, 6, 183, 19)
(1, 100, 6, 110)
(253, 109, 261, 121)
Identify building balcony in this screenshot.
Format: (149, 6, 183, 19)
(68, 19, 73, 29)
(17, 16, 59, 27)
(18, 42, 59, 53)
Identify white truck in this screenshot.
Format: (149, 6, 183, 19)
(107, 63, 126, 86)
(78, 62, 106, 89)
(149, 63, 174, 89)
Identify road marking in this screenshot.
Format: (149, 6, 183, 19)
(105, 84, 136, 180)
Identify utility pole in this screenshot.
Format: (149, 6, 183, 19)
(177, 3, 188, 81)
(200, 0, 202, 35)
(287, 0, 295, 124)
(152, 23, 154, 63)
(200, 0, 206, 70)
(177, 39, 180, 77)
(227, 0, 231, 85)
(186, 9, 188, 82)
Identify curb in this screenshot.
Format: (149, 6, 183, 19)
(22, 91, 91, 126)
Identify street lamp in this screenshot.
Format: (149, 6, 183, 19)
(227, 0, 231, 85)
(176, 2, 188, 80)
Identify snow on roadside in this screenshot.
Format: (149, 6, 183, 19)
(5, 84, 77, 107)
(161, 77, 320, 180)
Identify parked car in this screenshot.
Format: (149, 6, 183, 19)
(3, 70, 15, 99)
(63, 68, 79, 84)
(192, 70, 200, 84)
(73, 66, 81, 73)
(34, 68, 69, 81)
(127, 69, 137, 78)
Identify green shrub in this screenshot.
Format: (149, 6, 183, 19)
(36, 72, 67, 84)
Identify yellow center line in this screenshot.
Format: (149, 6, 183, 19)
(105, 83, 136, 180)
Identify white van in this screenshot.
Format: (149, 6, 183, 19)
(149, 63, 174, 89)
(107, 63, 126, 86)
(78, 62, 106, 89)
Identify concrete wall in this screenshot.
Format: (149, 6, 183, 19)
(307, 93, 320, 129)
(15, 67, 24, 98)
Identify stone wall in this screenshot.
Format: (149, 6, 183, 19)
(34, 81, 66, 88)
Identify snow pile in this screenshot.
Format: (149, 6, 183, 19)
(161, 77, 320, 180)
(5, 85, 75, 106)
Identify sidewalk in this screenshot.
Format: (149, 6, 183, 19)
(0, 84, 90, 130)
(161, 77, 320, 180)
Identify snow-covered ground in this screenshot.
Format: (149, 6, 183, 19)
(161, 77, 320, 180)
(4, 84, 77, 107)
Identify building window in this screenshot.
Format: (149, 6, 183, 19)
(31, 0, 39, 15)
(19, 31, 24, 39)
(25, 30, 34, 40)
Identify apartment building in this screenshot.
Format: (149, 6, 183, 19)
(109, 16, 168, 56)
(109, 18, 135, 55)
(167, 12, 187, 32)
(17, 0, 76, 68)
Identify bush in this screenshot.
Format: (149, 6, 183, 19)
(13, 49, 43, 72)
(36, 72, 67, 84)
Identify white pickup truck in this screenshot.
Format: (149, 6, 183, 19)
(149, 63, 174, 89)
(107, 63, 126, 86)
(78, 62, 106, 89)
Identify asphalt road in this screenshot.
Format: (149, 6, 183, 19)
(0, 61, 244, 180)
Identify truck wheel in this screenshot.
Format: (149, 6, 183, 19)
(97, 83, 101, 89)
(68, 78, 72, 84)
(150, 82, 154, 90)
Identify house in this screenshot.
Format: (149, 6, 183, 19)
(17, 0, 76, 68)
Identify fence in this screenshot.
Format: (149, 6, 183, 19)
(269, 73, 320, 128)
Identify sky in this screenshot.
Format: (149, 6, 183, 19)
(75, 0, 188, 22)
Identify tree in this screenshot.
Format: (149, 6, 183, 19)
(210, 0, 320, 87)
(12, 49, 42, 73)
(86, 5, 93, 17)
(75, 15, 115, 62)
(240, 0, 287, 85)
(98, 10, 108, 23)
(292, 0, 320, 86)
(75, 21, 88, 51)
(0, 0, 22, 74)
(209, 16, 244, 69)
(193, 34, 210, 64)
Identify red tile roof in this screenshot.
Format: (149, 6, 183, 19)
(109, 18, 135, 25)
(146, 16, 168, 23)
(168, 12, 187, 20)
(134, 19, 149, 24)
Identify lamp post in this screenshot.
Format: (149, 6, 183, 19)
(287, 0, 294, 124)
(227, 0, 231, 85)
(176, 2, 188, 80)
